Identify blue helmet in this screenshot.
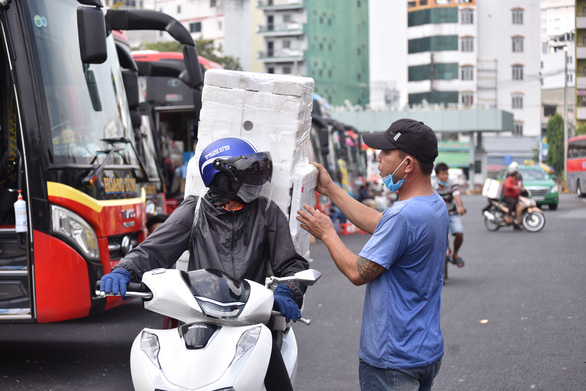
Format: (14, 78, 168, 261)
(199, 137, 272, 188)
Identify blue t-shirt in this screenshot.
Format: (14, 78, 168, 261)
(358, 192, 448, 369)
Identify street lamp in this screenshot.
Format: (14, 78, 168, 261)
(562, 45, 568, 192)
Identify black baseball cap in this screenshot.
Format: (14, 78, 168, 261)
(361, 118, 438, 164)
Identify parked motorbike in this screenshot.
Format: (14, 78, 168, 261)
(97, 267, 321, 391)
(482, 190, 545, 233)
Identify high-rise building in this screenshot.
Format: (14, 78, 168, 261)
(257, 0, 370, 107)
(407, 0, 541, 136)
(122, 0, 370, 107)
(575, 0, 586, 129)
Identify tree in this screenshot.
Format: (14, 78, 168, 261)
(575, 124, 586, 136)
(545, 113, 564, 174)
(133, 38, 241, 70)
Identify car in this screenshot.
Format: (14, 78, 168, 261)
(498, 165, 559, 210)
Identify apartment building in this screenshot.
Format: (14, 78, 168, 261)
(576, 0, 586, 129)
(257, 0, 370, 107)
(406, 0, 541, 137)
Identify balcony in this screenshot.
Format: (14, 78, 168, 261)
(257, 0, 304, 11)
(577, 14, 586, 29)
(577, 87, 586, 119)
(576, 107, 586, 120)
(258, 22, 304, 37)
(578, 75, 586, 89)
(577, 43, 586, 59)
(257, 48, 304, 62)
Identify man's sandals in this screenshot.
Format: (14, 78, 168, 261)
(450, 257, 465, 268)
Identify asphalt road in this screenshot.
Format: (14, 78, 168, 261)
(1, 194, 585, 391)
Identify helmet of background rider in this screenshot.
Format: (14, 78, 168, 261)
(508, 161, 519, 175)
(199, 137, 273, 203)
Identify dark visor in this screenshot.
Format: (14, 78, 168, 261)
(214, 152, 272, 185)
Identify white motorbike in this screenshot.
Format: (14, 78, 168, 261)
(97, 268, 321, 391)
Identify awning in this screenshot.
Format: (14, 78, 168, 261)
(435, 151, 470, 168)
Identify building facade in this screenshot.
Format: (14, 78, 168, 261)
(406, 0, 542, 137)
(112, 0, 370, 107)
(256, 0, 370, 107)
(576, 0, 586, 129)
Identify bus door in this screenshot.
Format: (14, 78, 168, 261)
(0, 41, 30, 319)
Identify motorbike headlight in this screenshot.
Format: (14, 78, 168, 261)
(140, 330, 162, 369)
(550, 185, 558, 193)
(230, 326, 261, 366)
(51, 205, 99, 260)
(195, 297, 245, 319)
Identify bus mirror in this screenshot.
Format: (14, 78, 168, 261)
(77, 7, 107, 64)
(77, 0, 104, 6)
(130, 111, 142, 129)
(178, 70, 190, 86)
(121, 70, 140, 110)
(183, 46, 204, 90)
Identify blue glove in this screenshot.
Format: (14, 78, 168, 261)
(100, 269, 132, 297)
(273, 283, 301, 323)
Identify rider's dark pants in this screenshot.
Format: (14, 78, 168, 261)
(503, 196, 518, 219)
(264, 337, 293, 391)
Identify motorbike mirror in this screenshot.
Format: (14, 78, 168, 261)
(292, 269, 322, 286)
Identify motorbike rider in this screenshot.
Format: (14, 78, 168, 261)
(503, 163, 524, 229)
(100, 137, 309, 391)
(433, 162, 466, 267)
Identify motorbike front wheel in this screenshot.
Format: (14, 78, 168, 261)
(522, 211, 546, 232)
(483, 207, 500, 231)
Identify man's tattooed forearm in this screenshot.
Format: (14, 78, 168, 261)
(357, 256, 383, 282)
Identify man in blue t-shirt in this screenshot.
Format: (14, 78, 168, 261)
(297, 118, 448, 391)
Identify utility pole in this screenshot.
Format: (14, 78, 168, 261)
(562, 48, 568, 192)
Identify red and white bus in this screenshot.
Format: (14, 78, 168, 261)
(567, 134, 586, 197)
(130, 51, 221, 212)
(0, 1, 201, 323)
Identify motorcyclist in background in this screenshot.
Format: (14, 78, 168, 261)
(433, 162, 466, 267)
(100, 137, 309, 391)
(504, 162, 525, 230)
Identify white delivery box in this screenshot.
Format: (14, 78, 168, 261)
(482, 178, 503, 199)
(185, 70, 316, 259)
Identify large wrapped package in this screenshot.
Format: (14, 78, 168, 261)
(185, 69, 316, 259)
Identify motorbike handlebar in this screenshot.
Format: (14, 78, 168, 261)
(271, 310, 311, 325)
(94, 281, 153, 299)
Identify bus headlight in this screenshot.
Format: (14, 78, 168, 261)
(51, 205, 99, 260)
(551, 185, 558, 193)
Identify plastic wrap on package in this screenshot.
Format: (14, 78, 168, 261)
(184, 69, 315, 258)
(288, 164, 318, 259)
(186, 70, 314, 198)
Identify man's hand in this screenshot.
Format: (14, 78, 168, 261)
(310, 162, 334, 195)
(457, 206, 466, 215)
(297, 203, 336, 241)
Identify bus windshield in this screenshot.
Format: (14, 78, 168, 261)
(25, 0, 136, 167)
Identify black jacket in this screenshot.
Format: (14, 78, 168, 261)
(114, 194, 309, 303)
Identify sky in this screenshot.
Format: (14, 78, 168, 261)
(369, 0, 408, 108)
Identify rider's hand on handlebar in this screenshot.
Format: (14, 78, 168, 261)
(457, 206, 466, 215)
(100, 269, 132, 297)
(273, 283, 301, 323)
